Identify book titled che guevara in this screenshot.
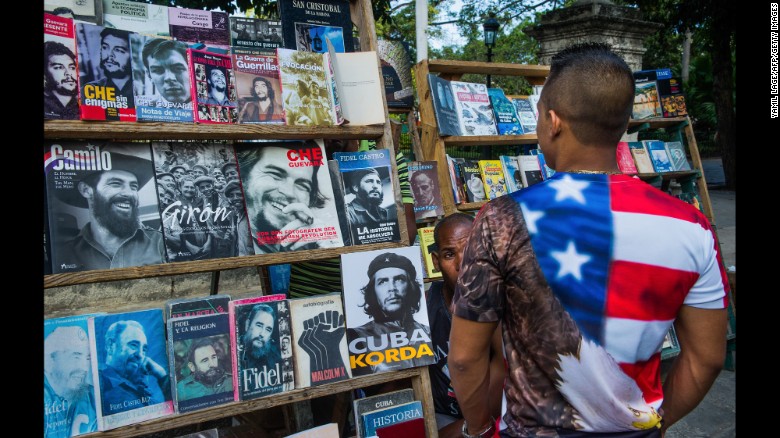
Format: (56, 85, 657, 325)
(340, 246, 435, 377)
(188, 49, 237, 124)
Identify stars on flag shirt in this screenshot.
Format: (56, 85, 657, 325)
(453, 172, 728, 436)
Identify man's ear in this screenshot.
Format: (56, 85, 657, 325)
(77, 181, 93, 202)
(431, 251, 441, 272)
(188, 362, 196, 374)
(547, 109, 563, 138)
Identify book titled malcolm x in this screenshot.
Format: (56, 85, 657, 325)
(151, 142, 243, 262)
(229, 295, 294, 401)
(43, 141, 165, 274)
(234, 140, 345, 254)
(289, 292, 352, 388)
(188, 49, 237, 124)
(75, 22, 137, 121)
(88, 309, 173, 431)
(130, 35, 194, 123)
(168, 312, 235, 413)
(278, 0, 354, 53)
(341, 246, 435, 377)
(333, 149, 401, 245)
(168, 7, 230, 54)
(44, 313, 105, 437)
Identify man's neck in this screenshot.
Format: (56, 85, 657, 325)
(257, 97, 271, 111)
(50, 89, 75, 107)
(89, 220, 134, 258)
(108, 76, 129, 91)
(210, 90, 227, 102)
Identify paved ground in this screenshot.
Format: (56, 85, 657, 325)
(664, 157, 736, 438)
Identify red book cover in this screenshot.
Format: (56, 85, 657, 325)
(188, 48, 237, 124)
(616, 141, 638, 175)
(375, 417, 426, 438)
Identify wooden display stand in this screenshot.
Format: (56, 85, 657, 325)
(43, 1, 437, 437)
(413, 58, 734, 363)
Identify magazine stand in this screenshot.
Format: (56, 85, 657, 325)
(413, 58, 734, 363)
(42, 1, 438, 436)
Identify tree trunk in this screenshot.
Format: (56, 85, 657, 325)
(681, 28, 692, 83)
(709, 8, 736, 190)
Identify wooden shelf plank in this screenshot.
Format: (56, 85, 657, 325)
(443, 134, 540, 147)
(44, 120, 385, 141)
(627, 117, 688, 130)
(79, 367, 427, 438)
(456, 201, 488, 212)
(425, 59, 550, 79)
(635, 170, 700, 181)
(44, 241, 408, 288)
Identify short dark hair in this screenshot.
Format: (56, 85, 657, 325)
(44, 41, 76, 72)
(361, 253, 422, 319)
(141, 39, 187, 71)
(187, 337, 218, 366)
(410, 168, 437, 185)
(251, 76, 275, 101)
(99, 27, 129, 44)
(431, 212, 473, 253)
(347, 168, 381, 194)
(244, 304, 275, 339)
(206, 64, 225, 86)
(540, 42, 634, 146)
(236, 141, 328, 208)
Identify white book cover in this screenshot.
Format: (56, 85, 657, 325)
(341, 246, 435, 377)
(517, 154, 544, 188)
(103, 0, 169, 37)
(450, 80, 498, 136)
(326, 38, 385, 125)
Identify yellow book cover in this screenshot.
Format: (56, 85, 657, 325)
(417, 226, 442, 279)
(477, 159, 508, 200)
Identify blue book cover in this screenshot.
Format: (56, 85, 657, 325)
(362, 400, 424, 438)
(509, 96, 537, 134)
(278, 0, 354, 53)
(44, 313, 105, 437)
(168, 312, 235, 413)
(488, 88, 524, 135)
(643, 140, 674, 173)
(333, 149, 401, 245)
(88, 309, 173, 431)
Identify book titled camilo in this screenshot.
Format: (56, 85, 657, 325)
(168, 312, 234, 413)
(289, 292, 352, 388)
(278, 0, 354, 53)
(333, 149, 401, 245)
(341, 246, 435, 377)
(88, 309, 174, 431)
(130, 35, 194, 123)
(232, 52, 285, 124)
(44, 313, 105, 437)
(277, 48, 343, 126)
(235, 140, 345, 254)
(44, 141, 165, 274)
(362, 400, 424, 438)
(44, 13, 80, 120)
(188, 49, 237, 124)
(76, 22, 137, 121)
(353, 388, 416, 438)
(229, 295, 294, 401)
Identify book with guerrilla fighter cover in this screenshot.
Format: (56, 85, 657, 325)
(130, 35, 194, 123)
(289, 292, 352, 388)
(168, 312, 234, 413)
(44, 13, 80, 120)
(362, 400, 424, 438)
(234, 139, 346, 254)
(341, 246, 435, 377)
(44, 313, 105, 437)
(102, 0, 169, 37)
(488, 88, 524, 135)
(477, 159, 508, 200)
(229, 16, 283, 55)
(188, 49, 237, 124)
(43, 141, 165, 274)
(228, 295, 294, 401)
(151, 142, 246, 262)
(451, 80, 498, 136)
(76, 22, 137, 121)
(278, 0, 354, 53)
(168, 7, 230, 54)
(88, 309, 174, 430)
(277, 48, 342, 126)
(232, 52, 285, 124)
(352, 388, 416, 438)
(408, 161, 445, 221)
(333, 149, 401, 245)
(165, 294, 232, 321)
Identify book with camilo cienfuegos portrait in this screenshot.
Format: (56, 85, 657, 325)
(289, 292, 352, 388)
(333, 149, 401, 245)
(278, 0, 354, 54)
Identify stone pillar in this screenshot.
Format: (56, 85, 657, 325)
(523, 0, 661, 71)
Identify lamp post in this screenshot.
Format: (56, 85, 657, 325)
(483, 14, 499, 88)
